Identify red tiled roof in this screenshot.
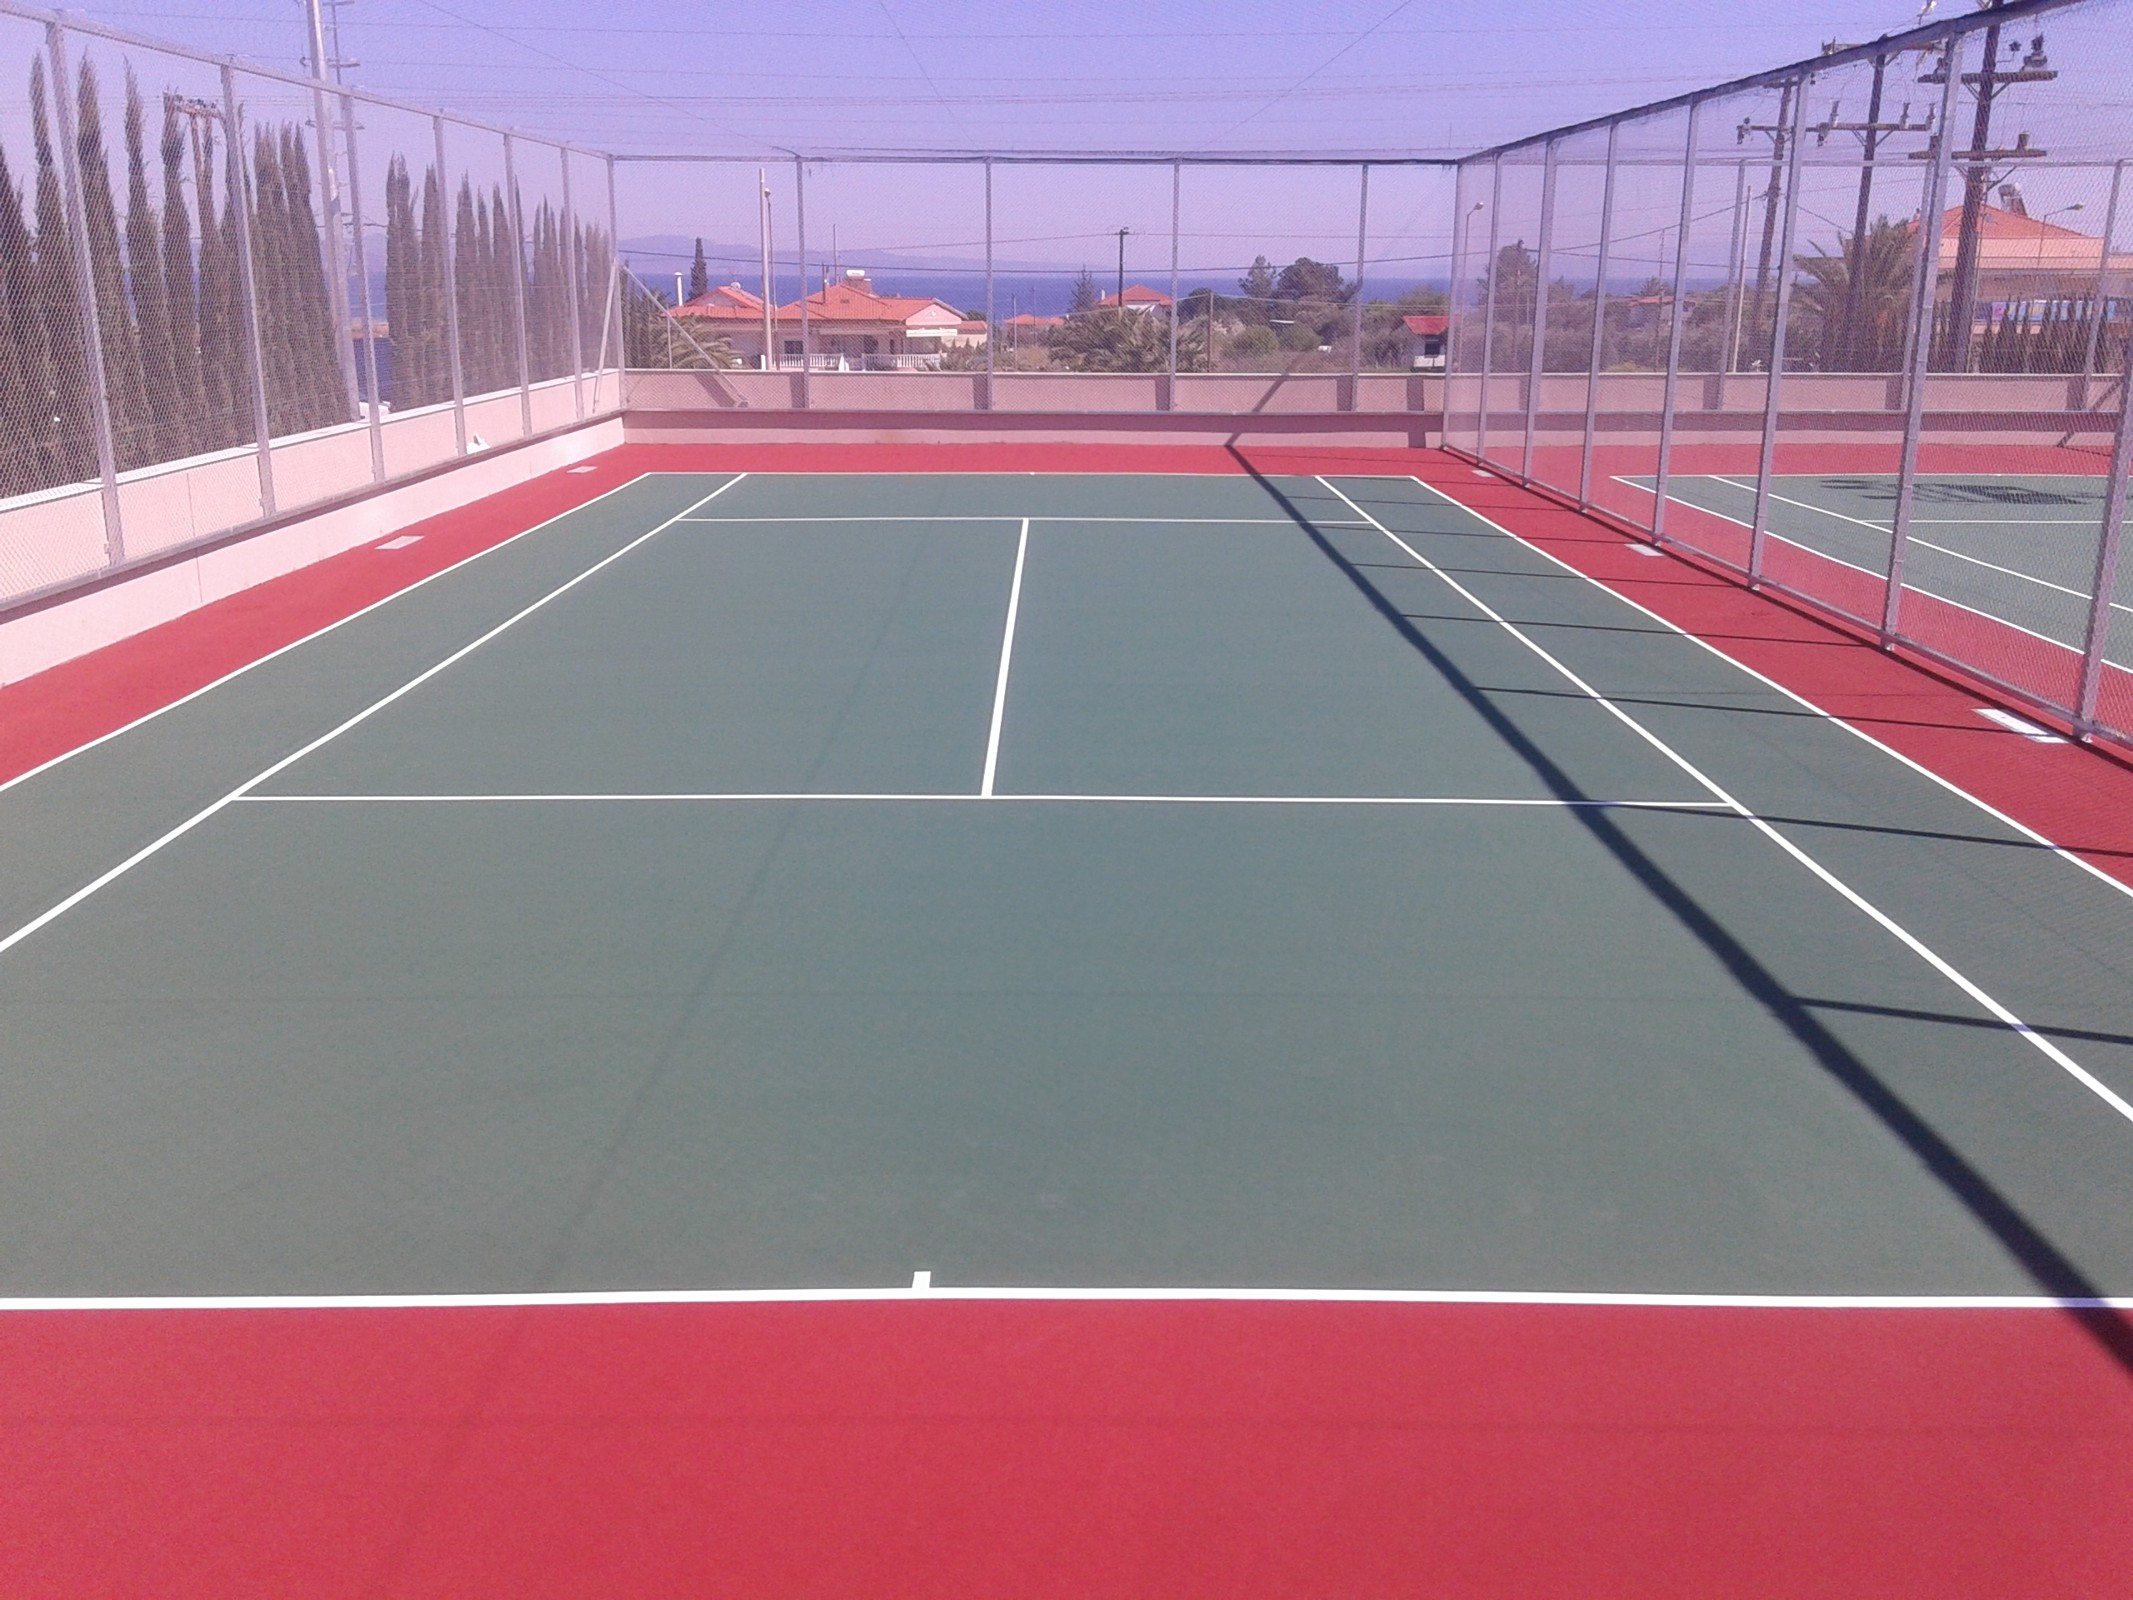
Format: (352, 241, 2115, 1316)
(1003, 313, 1066, 328)
(1098, 285, 1173, 308)
(1401, 314, 1449, 335)
(674, 282, 765, 320)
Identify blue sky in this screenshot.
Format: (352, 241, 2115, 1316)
(22, 0, 2129, 298)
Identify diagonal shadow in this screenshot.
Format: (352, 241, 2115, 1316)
(1232, 451, 2133, 1375)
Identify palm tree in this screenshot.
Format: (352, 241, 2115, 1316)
(1792, 217, 1918, 373)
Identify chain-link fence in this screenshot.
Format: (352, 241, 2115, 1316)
(1446, 0, 2132, 745)
(0, 1, 621, 613)
(1, 0, 2126, 749)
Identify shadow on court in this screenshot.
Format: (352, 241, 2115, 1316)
(1232, 449, 2133, 1379)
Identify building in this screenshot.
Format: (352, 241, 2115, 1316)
(1922, 201, 2133, 304)
(670, 270, 985, 369)
(1096, 285, 1174, 315)
(1401, 313, 1448, 371)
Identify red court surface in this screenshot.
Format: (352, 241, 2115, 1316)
(5, 440, 2132, 1594)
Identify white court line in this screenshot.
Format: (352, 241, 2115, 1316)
(980, 518, 1031, 797)
(0, 473, 660, 800)
(0, 1285, 2125, 1311)
(1471, 477, 2133, 908)
(235, 792, 1734, 809)
(1319, 476, 2133, 1129)
(0, 475, 750, 965)
(1704, 473, 2132, 616)
(676, 515, 1371, 527)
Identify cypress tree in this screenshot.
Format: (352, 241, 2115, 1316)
(248, 127, 292, 434)
(29, 58, 92, 485)
(454, 178, 482, 391)
(418, 166, 448, 404)
(76, 62, 147, 470)
(383, 155, 413, 407)
(192, 120, 237, 449)
(123, 74, 176, 465)
(0, 140, 54, 494)
(160, 97, 204, 459)
(277, 124, 345, 429)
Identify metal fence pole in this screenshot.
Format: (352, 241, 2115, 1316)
(338, 91, 385, 482)
(1721, 159, 1750, 376)
(1652, 102, 1703, 547)
(1882, 35, 1966, 643)
(794, 154, 810, 409)
(502, 134, 532, 437)
(222, 62, 277, 517)
(1349, 162, 1369, 412)
(1521, 138, 1560, 483)
(2074, 320, 2133, 737)
(1746, 79, 1808, 585)
(982, 158, 994, 411)
(304, 39, 359, 420)
(603, 153, 621, 408)
(1476, 158, 1504, 461)
(1166, 160, 1181, 408)
(2078, 159, 2125, 410)
(560, 149, 585, 420)
(434, 115, 467, 453)
(1578, 122, 1620, 509)
(45, 22, 125, 565)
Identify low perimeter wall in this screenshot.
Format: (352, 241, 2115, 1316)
(0, 415, 623, 688)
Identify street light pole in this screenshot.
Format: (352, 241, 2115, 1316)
(1116, 226, 1130, 304)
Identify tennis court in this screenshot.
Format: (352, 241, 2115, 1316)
(1632, 468, 2130, 704)
(6, 467, 2132, 1300)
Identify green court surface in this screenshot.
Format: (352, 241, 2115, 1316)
(1635, 471, 2131, 661)
(4, 471, 2132, 1299)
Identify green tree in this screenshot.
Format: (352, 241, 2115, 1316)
(0, 140, 53, 493)
(1236, 254, 1276, 322)
(687, 236, 709, 302)
(159, 96, 204, 458)
(76, 62, 148, 470)
(122, 74, 177, 465)
(1049, 305, 1168, 371)
(1066, 266, 1100, 316)
(1792, 217, 1916, 373)
(30, 57, 94, 484)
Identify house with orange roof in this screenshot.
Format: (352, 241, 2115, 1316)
(1097, 284, 1174, 315)
(671, 270, 985, 369)
(1916, 202, 2133, 304)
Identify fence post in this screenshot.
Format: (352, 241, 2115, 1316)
(434, 115, 467, 453)
(1578, 123, 1620, 509)
(2077, 159, 2124, 411)
(503, 135, 532, 437)
(1166, 160, 1180, 409)
(2074, 320, 2133, 738)
(1521, 138, 1559, 484)
(1652, 102, 1702, 547)
(1882, 34, 1966, 643)
(982, 157, 994, 412)
(1476, 157, 1504, 461)
(794, 154, 810, 409)
(1348, 162, 1369, 413)
(1721, 159, 1750, 378)
(1746, 78, 1807, 585)
(603, 154, 621, 409)
(338, 92, 385, 482)
(304, 48, 359, 419)
(222, 62, 277, 517)
(560, 149, 585, 420)
(45, 22, 125, 566)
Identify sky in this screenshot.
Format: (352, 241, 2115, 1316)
(12, 0, 2130, 301)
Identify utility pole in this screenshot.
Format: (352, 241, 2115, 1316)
(1924, 7, 2055, 370)
(1115, 226, 1130, 305)
(1737, 80, 1795, 360)
(759, 168, 774, 370)
(303, 0, 359, 414)
(1806, 42, 1934, 369)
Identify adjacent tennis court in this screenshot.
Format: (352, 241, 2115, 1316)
(5, 468, 2131, 1304)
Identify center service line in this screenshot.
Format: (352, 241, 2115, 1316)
(980, 517, 1031, 798)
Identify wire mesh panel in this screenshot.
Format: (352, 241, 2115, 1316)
(1476, 147, 1548, 477)
(1361, 162, 1454, 396)
(1443, 159, 1490, 455)
(510, 137, 576, 433)
(1525, 126, 1607, 502)
(352, 99, 461, 478)
(440, 121, 526, 446)
(801, 157, 988, 409)
(990, 161, 1172, 411)
(1585, 105, 1690, 534)
(562, 146, 616, 413)
(1895, 0, 2133, 718)
(229, 66, 363, 517)
(614, 158, 782, 387)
